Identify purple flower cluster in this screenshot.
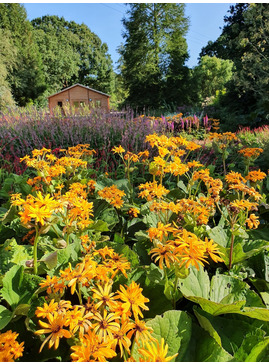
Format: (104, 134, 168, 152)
(0, 107, 171, 174)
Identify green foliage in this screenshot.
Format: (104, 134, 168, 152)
(119, 3, 189, 111)
(192, 55, 233, 105)
(0, 4, 46, 107)
(31, 15, 114, 97)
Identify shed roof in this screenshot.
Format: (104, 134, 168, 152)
(48, 83, 110, 99)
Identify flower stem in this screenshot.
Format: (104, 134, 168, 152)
(33, 226, 40, 275)
(229, 232, 235, 271)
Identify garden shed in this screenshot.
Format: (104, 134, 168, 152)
(48, 83, 110, 113)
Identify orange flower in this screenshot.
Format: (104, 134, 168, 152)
(150, 243, 178, 269)
(238, 147, 263, 159)
(204, 238, 224, 263)
(246, 214, 260, 229)
(35, 313, 71, 352)
(138, 337, 178, 362)
(112, 145, 125, 154)
(116, 281, 149, 320)
(98, 185, 126, 208)
(245, 170, 267, 182)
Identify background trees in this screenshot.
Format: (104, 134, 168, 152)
(200, 3, 269, 129)
(0, 4, 46, 107)
(118, 3, 189, 111)
(0, 4, 114, 108)
(31, 16, 115, 99)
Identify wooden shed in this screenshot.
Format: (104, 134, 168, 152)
(48, 83, 110, 113)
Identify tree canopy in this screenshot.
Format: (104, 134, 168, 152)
(119, 3, 189, 111)
(31, 15, 115, 97)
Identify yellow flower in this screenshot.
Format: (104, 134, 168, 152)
(92, 310, 120, 341)
(116, 281, 149, 320)
(112, 145, 125, 154)
(204, 238, 224, 263)
(245, 170, 267, 182)
(98, 185, 126, 208)
(35, 313, 71, 352)
(70, 331, 116, 362)
(138, 337, 178, 362)
(92, 282, 117, 310)
(246, 214, 260, 229)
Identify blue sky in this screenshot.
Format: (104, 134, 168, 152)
(23, 3, 235, 70)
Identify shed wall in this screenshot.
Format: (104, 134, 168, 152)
(49, 85, 109, 112)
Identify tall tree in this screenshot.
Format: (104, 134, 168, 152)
(31, 16, 114, 95)
(199, 3, 269, 127)
(119, 3, 189, 111)
(0, 4, 46, 106)
(0, 29, 17, 109)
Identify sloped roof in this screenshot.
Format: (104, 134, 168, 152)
(48, 83, 110, 98)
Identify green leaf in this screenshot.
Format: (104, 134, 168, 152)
(244, 337, 269, 361)
(0, 238, 33, 274)
(40, 251, 58, 270)
(194, 307, 222, 346)
(233, 330, 265, 361)
(132, 310, 192, 362)
(193, 307, 267, 356)
(177, 180, 188, 193)
(182, 322, 233, 362)
(52, 240, 82, 274)
(87, 220, 109, 232)
(231, 239, 269, 265)
(0, 205, 17, 225)
(210, 274, 264, 307)
(0, 305, 13, 330)
(97, 207, 119, 229)
(194, 329, 233, 362)
(178, 264, 210, 299)
(1, 265, 41, 310)
(208, 226, 229, 247)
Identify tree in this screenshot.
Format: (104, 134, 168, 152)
(0, 4, 46, 106)
(199, 3, 269, 128)
(233, 4, 269, 107)
(0, 29, 17, 109)
(31, 16, 114, 96)
(192, 56, 233, 103)
(119, 3, 189, 111)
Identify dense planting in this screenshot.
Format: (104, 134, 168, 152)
(0, 111, 269, 361)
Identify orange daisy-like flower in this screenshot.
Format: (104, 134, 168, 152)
(245, 170, 267, 182)
(126, 319, 154, 346)
(204, 237, 224, 263)
(112, 145, 125, 154)
(35, 313, 71, 352)
(225, 171, 246, 184)
(111, 319, 133, 357)
(128, 207, 140, 218)
(147, 222, 175, 243)
(35, 299, 58, 319)
(138, 181, 169, 201)
(0, 330, 24, 361)
(92, 282, 117, 310)
(116, 281, 149, 320)
(92, 310, 120, 341)
(98, 185, 126, 208)
(150, 243, 179, 270)
(238, 147, 263, 159)
(138, 337, 178, 362)
(70, 331, 116, 362)
(246, 214, 260, 229)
